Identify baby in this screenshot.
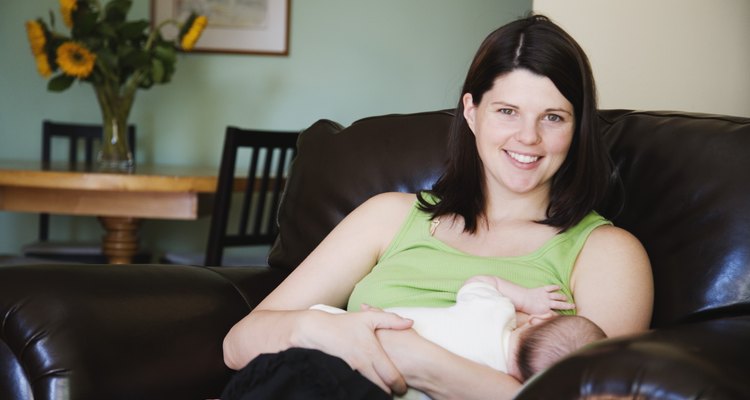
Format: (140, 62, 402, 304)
(312, 275, 606, 399)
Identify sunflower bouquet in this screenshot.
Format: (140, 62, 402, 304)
(25, 0, 207, 170)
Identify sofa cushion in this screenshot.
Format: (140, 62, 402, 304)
(599, 110, 750, 327)
(268, 110, 454, 271)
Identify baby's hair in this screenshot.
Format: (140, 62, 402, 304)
(516, 315, 606, 381)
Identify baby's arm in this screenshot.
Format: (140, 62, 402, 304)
(463, 275, 575, 315)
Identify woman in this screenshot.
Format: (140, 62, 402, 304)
(222, 15, 653, 399)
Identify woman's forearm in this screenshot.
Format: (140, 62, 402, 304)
(377, 329, 522, 399)
(408, 343, 522, 400)
(223, 309, 307, 370)
(223, 307, 413, 394)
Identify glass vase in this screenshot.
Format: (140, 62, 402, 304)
(94, 83, 135, 172)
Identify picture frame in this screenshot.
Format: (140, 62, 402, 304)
(150, 0, 290, 55)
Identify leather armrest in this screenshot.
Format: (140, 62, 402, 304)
(515, 316, 750, 399)
(0, 263, 285, 400)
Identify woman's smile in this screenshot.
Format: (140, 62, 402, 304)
(504, 150, 542, 168)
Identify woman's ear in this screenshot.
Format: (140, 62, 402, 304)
(462, 93, 477, 135)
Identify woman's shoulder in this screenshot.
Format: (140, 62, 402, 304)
(571, 221, 651, 288)
(585, 224, 644, 253)
(353, 192, 417, 226)
(362, 192, 417, 211)
(353, 192, 419, 256)
(572, 223, 651, 288)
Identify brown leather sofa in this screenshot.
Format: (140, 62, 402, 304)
(2, 109, 749, 399)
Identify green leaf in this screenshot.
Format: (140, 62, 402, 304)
(118, 20, 149, 40)
(72, 11, 98, 37)
(160, 59, 175, 84)
(47, 74, 75, 92)
(105, 0, 132, 23)
(98, 49, 119, 69)
(154, 44, 177, 64)
(121, 49, 150, 69)
(99, 47, 117, 59)
(138, 73, 154, 89)
(97, 23, 117, 39)
(151, 59, 165, 83)
(48, 10, 56, 29)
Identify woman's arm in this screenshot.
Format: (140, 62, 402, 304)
(377, 328, 523, 400)
(222, 192, 416, 393)
(571, 225, 654, 337)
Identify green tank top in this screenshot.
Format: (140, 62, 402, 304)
(347, 197, 611, 314)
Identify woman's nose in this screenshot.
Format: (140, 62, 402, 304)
(514, 120, 541, 145)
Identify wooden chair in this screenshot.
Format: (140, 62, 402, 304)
(162, 127, 299, 267)
(20, 120, 150, 263)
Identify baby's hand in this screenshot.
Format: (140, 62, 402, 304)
(518, 285, 575, 315)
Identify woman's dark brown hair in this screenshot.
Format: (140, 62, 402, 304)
(419, 15, 613, 232)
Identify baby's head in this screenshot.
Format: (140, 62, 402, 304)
(509, 315, 606, 381)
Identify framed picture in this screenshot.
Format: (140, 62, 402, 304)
(151, 0, 290, 55)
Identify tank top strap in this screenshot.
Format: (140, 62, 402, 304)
(378, 195, 434, 262)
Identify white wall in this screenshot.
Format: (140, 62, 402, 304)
(534, 0, 750, 117)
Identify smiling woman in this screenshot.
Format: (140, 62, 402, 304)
(220, 14, 652, 400)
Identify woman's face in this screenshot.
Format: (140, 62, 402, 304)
(463, 68, 575, 197)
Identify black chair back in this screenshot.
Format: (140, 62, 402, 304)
(205, 127, 299, 266)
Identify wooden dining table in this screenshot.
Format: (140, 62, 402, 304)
(0, 160, 222, 264)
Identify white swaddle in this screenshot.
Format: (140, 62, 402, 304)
(311, 281, 516, 400)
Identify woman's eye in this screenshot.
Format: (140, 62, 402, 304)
(498, 108, 514, 115)
(545, 114, 562, 122)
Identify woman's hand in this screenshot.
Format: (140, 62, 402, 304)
(298, 308, 413, 395)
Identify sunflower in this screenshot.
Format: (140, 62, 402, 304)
(56, 42, 96, 78)
(34, 53, 53, 78)
(60, 0, 78, 28)
(25, 20, 47, 56)
(180, 15, 208, 51)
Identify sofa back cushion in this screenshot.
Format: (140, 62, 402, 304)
(268, 110, 453, 271)
(269, 109, 750, 328)
(598, 110, 750, 327)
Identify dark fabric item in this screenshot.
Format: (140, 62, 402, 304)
(221, 348, 391, 400)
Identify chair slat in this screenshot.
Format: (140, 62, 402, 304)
(252, 148, 274, 236)
(204, 128, 299, 266)
(238, 148, 260, 236)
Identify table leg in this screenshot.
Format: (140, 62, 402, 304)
(98, 217, 141, 264)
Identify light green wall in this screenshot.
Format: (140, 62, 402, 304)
(0, 0, 531, 258)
